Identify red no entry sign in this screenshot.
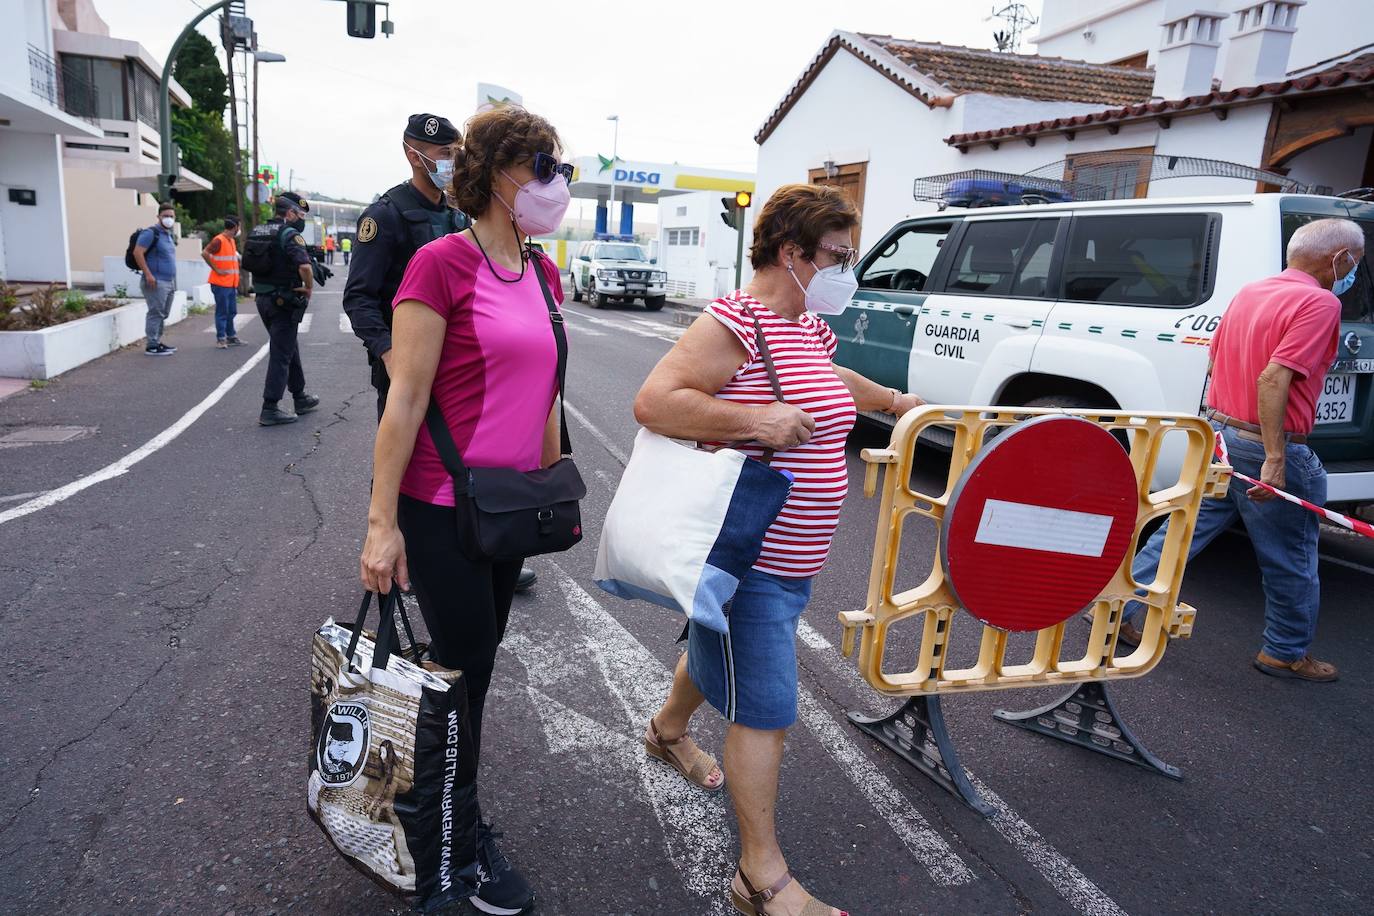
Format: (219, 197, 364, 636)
(941, 416, 1138, 632)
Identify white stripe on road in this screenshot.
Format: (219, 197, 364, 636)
(795, 621, 1127, 915)
(563, 307, 681, 344)
(555, 567, 974, 888)
(298, 313, 313, 334)
(565, 402, 631, 466)
(339, 312, 352, 333)
(555, 575, 734, 913)
(0, 344, 270, 527)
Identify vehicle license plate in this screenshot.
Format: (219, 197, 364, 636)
(1315, 374, 1356, 425)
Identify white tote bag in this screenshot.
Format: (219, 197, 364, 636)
(595, 428, 793, 634)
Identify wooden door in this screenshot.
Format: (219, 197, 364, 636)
(809, 161, 868, 245)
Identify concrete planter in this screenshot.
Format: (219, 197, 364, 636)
(0, 291, 188, 379)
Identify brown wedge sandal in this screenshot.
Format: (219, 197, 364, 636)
(644, 716, 725, 792)
(730, 865, 846, 916)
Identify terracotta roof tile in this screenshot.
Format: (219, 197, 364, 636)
(944, 51, 1374, 149)
(862, 35, 1157, 105)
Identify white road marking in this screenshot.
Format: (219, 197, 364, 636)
(338, 312, 352, 333)
(564, 307, 680, 344)
(794, 620, 1128, 915)
(556, 564, 974, 889)
(0, 344, 270, 526)
(0, 491, 44, 505)
(565, 323, 607, 337)
(565, 402, 631, 466)
(555, 574, 734, 913)
(298, 313, 313, 334)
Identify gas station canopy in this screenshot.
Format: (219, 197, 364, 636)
(568, 155, 754, 237)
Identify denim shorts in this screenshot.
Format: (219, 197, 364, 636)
(686, 569, 814, 730)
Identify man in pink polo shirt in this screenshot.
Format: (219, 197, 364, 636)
(1118, 218, 1364, 682)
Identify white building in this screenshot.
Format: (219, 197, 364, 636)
(658, 191, 748, 299)
(0, 0, 208, 286)
(751, 3, 1373, 269)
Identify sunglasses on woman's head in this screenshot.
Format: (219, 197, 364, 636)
(817, 241, 860, 271)
(532, 151, 574, 185)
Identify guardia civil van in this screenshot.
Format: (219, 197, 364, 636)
(569, 240, 667, 310)
(826, 193, 1374, 504)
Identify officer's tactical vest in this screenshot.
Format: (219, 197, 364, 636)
(374, 182, 469, 327)
(243, 220, 302, 291)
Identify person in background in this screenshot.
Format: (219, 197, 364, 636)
(202, 216, 243, 349)
(341, 235, 352, 266)
(1116, 217, 1364, 682)
(360, 105, 575, 916)
(324, 233, 336, 265)
(635, 183, 925, 916)
(132, 202, 180, 356)
(248, 191, 320, 426)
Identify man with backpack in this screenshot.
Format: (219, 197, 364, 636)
(129, 202, 180, 356)
(243, 191, 320, 426)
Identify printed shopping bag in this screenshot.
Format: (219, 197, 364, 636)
(308, 590, 478, 909)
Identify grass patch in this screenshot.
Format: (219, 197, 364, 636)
(187, 304, 210, 316)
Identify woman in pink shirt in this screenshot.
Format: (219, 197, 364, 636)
(361, 106, 573, 914)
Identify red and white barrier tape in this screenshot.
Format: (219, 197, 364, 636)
(1214, 431, 1374, 540)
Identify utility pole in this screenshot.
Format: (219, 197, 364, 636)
(221, 14, 248, 293)
(251, 35, 260, 234)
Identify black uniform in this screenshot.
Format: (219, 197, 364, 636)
(249, 217, 314, 404)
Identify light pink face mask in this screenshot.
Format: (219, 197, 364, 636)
(495, 170, 570, 237)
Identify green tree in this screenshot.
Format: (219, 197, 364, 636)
(171, 31, 235, 224)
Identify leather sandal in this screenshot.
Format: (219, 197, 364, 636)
(730, 864, 845, 916)
(644, 716, 724, 792)
(1253, 652, 1338, 682)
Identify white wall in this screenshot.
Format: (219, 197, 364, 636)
(658, 191, 739, 298)
(755, 50, 966, 259)
(1148, 102, 1273, 196)
(1, 0, 52, 90)
(958, 120, 1163, 182)
(960, 93, 1114, 135)
(1283, 125, 1373, 194)
(0, 131, 71, 284)
(1037, 0, 1371, 81)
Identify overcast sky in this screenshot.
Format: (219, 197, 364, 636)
(95, 0, 1045, 202)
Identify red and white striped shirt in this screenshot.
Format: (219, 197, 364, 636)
(702, 292, 857, 578)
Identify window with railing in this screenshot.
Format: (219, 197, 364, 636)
(27, 44, 98, 125)
(60, 55, 126, 120)
(133, 65, 160, 131)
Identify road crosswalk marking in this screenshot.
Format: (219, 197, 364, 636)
(339, 312, 352, 333)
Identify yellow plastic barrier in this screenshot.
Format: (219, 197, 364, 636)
(839, 405, 1232, 697)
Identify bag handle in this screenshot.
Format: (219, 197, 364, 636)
(747, 306, 787, 466)
(425, 246, 571, 488)
(344, 587, 419, 670)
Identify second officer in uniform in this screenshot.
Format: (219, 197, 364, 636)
(344, 113, 536, 591)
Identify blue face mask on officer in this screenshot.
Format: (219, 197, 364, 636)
(1332, 249, 1359, 296)
(406, 143, 454, 191)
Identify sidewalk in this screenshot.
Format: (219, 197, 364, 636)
(0, 378, 27, 401)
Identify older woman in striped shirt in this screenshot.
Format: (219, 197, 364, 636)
(633, 184, 925, 916)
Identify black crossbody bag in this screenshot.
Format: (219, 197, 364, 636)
(424, 250, 586, 562)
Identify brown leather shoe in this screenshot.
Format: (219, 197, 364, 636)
(1253, 652, 1338, 682)
(1118, 619, 1144, 649)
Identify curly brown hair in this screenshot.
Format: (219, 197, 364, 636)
(451, 107, 562, 218)
(748, 184, 860, 269)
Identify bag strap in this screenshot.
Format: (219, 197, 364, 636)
(344, 588, 419, 670)
(746, 304, 786, 466)
(424, 246, 572, 485)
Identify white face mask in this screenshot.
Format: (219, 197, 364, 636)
(788, 259, 858, 315)
(160, 216, 175, 229)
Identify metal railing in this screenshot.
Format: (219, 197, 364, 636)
(27, 44, 98, 125)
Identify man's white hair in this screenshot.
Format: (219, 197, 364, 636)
(1287, 218, 1365, 263)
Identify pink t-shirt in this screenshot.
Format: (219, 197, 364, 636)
(392, 234, 563, 505)
(701, 293, 857, 578)
(1208, 268, 1341, 436)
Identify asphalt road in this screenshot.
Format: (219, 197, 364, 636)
(1, 268, 1372, 916)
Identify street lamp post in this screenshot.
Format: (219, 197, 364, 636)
(251, 48, 285, 231)
(606, 114, 618, 239)
(158, 0, 234, 202)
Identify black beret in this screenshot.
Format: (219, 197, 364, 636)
(405, 113, 459, 145)
(275, 191, 309, 213)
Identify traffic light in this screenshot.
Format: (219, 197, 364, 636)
(720, 191, 753, 230)
(346, 2, 376, 38)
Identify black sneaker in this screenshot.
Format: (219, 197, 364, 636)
(145, 342, 176, 356)
(259, 406, 298, 426)
(225, 337, 244, 348)
(294, 394, 321, 415)
(471, 820, 533, 915)
(514, 567, 537, 593)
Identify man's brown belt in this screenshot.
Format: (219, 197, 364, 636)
(1206, 410, 1307, 445)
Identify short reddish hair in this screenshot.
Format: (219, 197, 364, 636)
(749, 184, 860, 269)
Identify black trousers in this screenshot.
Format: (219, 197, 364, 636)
(257, 298, 305, 402)
(398, 493, 522, 759)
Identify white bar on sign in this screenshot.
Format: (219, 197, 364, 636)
(973, 498, 1113, 557)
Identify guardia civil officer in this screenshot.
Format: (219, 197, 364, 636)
(343, 113, 538, 591)
(245, 191, 320, 426)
